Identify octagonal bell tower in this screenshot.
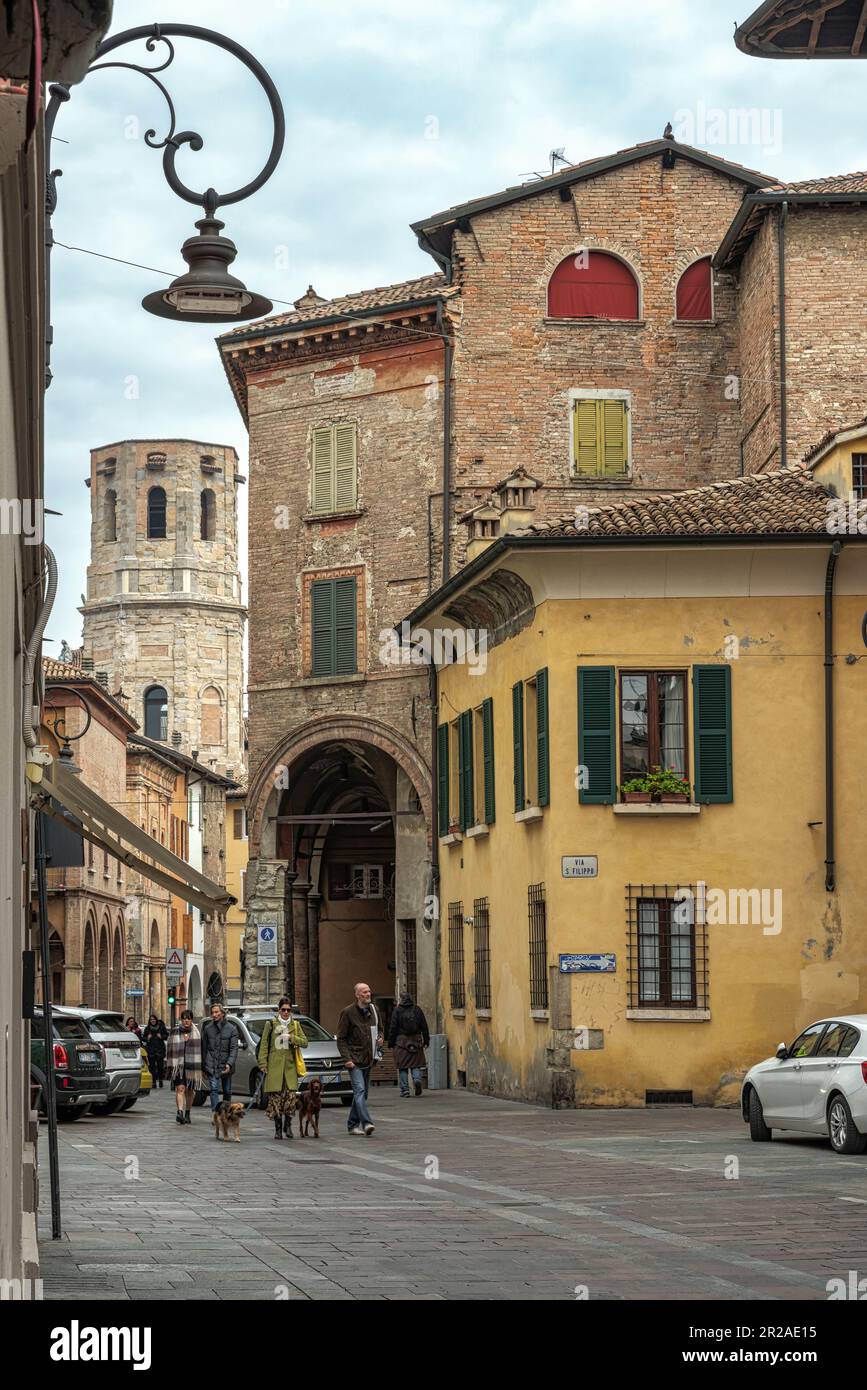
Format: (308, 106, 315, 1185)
(81, 438, 246, 777)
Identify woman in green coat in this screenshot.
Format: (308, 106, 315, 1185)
(257, 997, 308, 1140)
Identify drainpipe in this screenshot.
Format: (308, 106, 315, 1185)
(778, 202, 788, 470)
(436, 298, 453, 584)
(824, 541, 842, 893)
(429, 659, 442, 1032)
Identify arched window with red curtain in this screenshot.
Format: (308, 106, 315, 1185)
(676, 257, 713, 321)
(547, 251, 640, 320)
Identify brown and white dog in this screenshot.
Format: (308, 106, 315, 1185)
(297, 1078, 323, 1138)
(212, 1100, 245, 1142)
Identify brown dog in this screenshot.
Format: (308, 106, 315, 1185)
(297, 1078, 323, 1138)
(212, 1100, 245, 1142)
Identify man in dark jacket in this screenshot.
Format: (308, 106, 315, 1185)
(388, 994, 430, 1098)
(201, 1002, 239, 1114)
(336, 982, 382, 1136)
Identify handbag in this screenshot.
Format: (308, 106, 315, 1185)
(295, 1046, 307, 1078)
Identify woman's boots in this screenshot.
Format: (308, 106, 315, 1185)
(273, 1117, 283, 1140)
(283, 1113, 293, 1140)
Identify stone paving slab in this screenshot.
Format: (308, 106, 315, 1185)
(37, 1086, 867, 1301)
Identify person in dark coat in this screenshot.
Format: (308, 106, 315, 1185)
(201, 1002, 240, 1114)
(388, 993, 430, 1097)
(336, 982, 382, 1136)
(142, 1014, 168, 1088)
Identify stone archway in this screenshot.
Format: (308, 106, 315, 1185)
(112, 920, 124, 1012)
(82, 916, 97, 1006)
(188, 965, 203, 1018)
(243, 717, 434, 1033)
(48, 932, 65, 1005)
(97, 918, 110, 1009)
(148, 920, 162, 1020)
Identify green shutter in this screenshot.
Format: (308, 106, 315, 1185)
(312, 426, 334, 513)
(601, 400, 628, 477)
(536, 668, 550, 807)
(334, 423, 357, 512)
(311, 580, 334, 676)
(437, 724, 449, 837)
(334, 576, 357, 675)
(693, 665, 732, 803)
(573, 400, 599, 477)
(577, 667, 616, 804)
(482, 697, 495, 825)
(459, 709, 474, 830)
(311, 576, 357, 676)
(512, 681, 525, 812)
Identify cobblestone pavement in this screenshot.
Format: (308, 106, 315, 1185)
(37, 1084, 867, 1301)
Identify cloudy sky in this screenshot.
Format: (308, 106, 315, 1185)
(44, 0, 867, 648)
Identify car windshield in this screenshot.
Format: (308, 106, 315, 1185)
(242, 1015, 333, 1044)
(86, 1015, 127, 1033)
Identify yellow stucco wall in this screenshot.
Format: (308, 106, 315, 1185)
(435, 545, 867, 1107)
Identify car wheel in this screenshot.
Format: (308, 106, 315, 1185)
(748, 1089, 772, 1142)
(340, 1096, 353, 1107)
(58, 1105, 91, 1122)
(118, 1096, 138, 1112)
(828, 1095, 867, 1155)
(249, 1070, 267, 1109)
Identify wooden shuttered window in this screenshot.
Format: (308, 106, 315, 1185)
(437, 724, 449, 837)
(458, 710, 474, 831)
(572, 399, 629, 478)
(311, 576, 357, 677)
(311, 422, 357, 515)
(578, 666, 617, 804)
(536, 668, 550, 807)
(512, 681, 525, 811)
(693, 665, 732, 803)
(482, 697, 495, 825)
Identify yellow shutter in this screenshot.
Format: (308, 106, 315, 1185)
(334, 422, 357, 512)
(573, 400, 599, 477)
(312, 426, 334, 513)
(601, 400, 628, 476)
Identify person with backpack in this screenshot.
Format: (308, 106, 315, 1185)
(388, 993, 430, 1098)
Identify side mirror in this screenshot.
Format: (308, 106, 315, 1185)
(776, 1043, 788, 1060)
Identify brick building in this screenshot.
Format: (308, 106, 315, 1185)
(218, 133, 867, 1040)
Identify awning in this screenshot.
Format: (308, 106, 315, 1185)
(31, 763, 235, 916)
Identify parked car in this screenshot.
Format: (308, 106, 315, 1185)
(139, 1049, 153, 1094)
(30, 1007, 109, 1120)
(200, 1008, 352, 1107)
(72, 1009, 143, 1114)
(742, 1015, 867, 1154)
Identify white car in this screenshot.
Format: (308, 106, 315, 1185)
(742, 1015, 867, 1154)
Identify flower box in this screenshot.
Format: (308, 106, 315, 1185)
(623, 792, 652, 804)
(660, 793, 690, 804)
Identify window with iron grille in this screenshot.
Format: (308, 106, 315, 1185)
(853, 454, 867, 501)
(473, 897, 491, 1010)
(402, 921, 418, 1002)
(527, 883, 548, 1009)
(448, 901, 465, 1009)
(626, 883, 708, 1010)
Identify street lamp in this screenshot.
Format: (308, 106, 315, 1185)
(45, 22, 284, 339)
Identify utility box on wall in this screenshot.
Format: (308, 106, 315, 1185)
(427, 1033, 448, 1089)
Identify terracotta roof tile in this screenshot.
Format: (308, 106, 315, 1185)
(220, 273, 450, 339)
(525, 468, 834, 540)
(760, 172, 867, 195)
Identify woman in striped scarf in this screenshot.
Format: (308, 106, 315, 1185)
(166, 1009, 204, 1125)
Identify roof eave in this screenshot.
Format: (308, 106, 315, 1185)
(716, 190, 867, 267)
(399, 530, 849, 633)
(412, 140, 775, 239)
